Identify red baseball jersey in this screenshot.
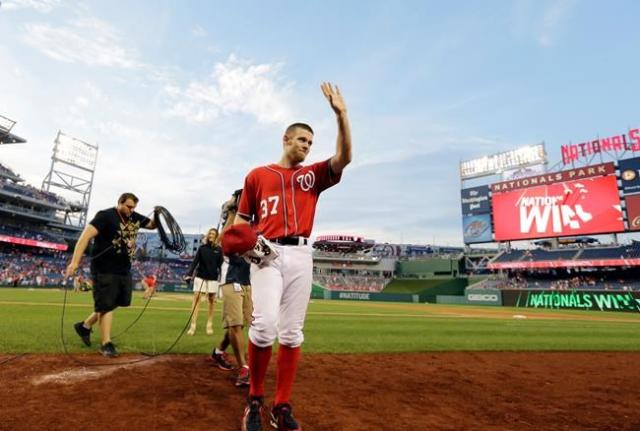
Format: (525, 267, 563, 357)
(237, 158, 342, 239)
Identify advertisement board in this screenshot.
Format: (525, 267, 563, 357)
(491, 162, 615, 193)
(0, 234, 68, 251)
(619, 156, 640, 195)
(460, 185, 491, 215)
(465, 288, 502, 305)
(462, 214, 493, 244)
(502, 289, 640, 313)
(492, 175, 623, 241)
(460, 143, 546, 180)
(501, 163, 546, 181)
(331, 291, 419, 303)
(625, 194, 640, 231)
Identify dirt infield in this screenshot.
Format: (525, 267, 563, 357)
(1, 352, 639, 430)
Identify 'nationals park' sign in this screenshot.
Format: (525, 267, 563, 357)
(491, 162, 615, 193)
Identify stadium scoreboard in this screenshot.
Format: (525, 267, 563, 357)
(460, 137, 640, 244)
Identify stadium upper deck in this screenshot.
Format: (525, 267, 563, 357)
(0, 162, 82, 251)
(489, 242, 640, 269)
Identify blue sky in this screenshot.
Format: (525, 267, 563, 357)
(0, 0, 638, 245)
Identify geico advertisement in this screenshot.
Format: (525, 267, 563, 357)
(492, 175, 623, 241)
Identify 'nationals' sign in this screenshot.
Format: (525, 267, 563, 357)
(561, 128, 640, 165)
(491, 162, 615, 193)
(492, 175, 624, 241)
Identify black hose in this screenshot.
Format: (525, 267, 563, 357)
(154, 206, 187, 254)
(59, 206, 194, 366)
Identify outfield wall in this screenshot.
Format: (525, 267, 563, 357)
(326, 291, 420, 302)
(436, 288, 502, 306)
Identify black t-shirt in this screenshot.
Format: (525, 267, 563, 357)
(225, 255, 250, 285)
(187, 244, 224, 280)
(89, 208, 150, 275)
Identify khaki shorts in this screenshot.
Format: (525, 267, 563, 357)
(221, 283, 252, 329)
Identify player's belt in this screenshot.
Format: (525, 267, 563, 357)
(272, 236, 309, 246)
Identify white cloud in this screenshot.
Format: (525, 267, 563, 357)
(22, 17, 143, 68)
(165, 54, 293, 125)
(77, 120, 232, 230)
(510, 0, 576, 46)
(537, 0, 576, 46)
(191, 25, 207, 37)
(1, 0, 61, 12)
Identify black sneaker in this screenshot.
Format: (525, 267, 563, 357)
(235, 366, 250, 387)
(99, 342, 118, 358)
(211, 349, 234, 371)
(242, 396, 264, 431)
(73, 321, 91, 347)
(270, 403, 300, 431)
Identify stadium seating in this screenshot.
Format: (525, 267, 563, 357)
(0, 163, 20, 180)
(0, 225, 65, 243)
(579, 247, 638, 260)
(0, 178, 66, 206)
(492, 250, 525, 263)
(313, 273, 390, 292)
(492, 244, 640, 264)
(526, 249, 579, 261)
(485, 272, 640, 291)
(0, 248, 191, 287)
(0, 249, 76, 286)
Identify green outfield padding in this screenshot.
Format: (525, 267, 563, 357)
(436, 295, 468, 304)
(395, 258, 464, 277)
(467, 276, 489, 286)
(383, 278, 468, 302)
(311, 283, 326, 299)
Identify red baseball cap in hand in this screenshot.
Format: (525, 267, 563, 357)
(222, 224, 258, 255)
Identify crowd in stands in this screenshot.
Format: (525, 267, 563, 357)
(131, 259, 189, 282)
(0, 163, 20, 180)
(0, 249, 79, 287)
(313, 273, 390, 292)
(0, 224, 65, 244)
(0, 247, 191, 287)
(485, 271, 640, 291)
(0, 178, 67, 207)
(494, 242, 640, 264)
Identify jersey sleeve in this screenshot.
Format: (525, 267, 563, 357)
(88, 209, 109, 233)
(237, 170, 258, 221)
(310, 158, 343, 193)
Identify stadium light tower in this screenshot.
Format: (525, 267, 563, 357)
(42, 131, 99, 228)
(0, 114, 27, 145)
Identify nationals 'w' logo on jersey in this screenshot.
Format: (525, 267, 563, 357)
(296, 171, 315, 191)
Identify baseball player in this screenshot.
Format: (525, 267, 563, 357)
(141, 274, 157, 299)
(224, 82, 351, 431)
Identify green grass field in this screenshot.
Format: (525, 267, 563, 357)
(1, 287, 639, 354)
